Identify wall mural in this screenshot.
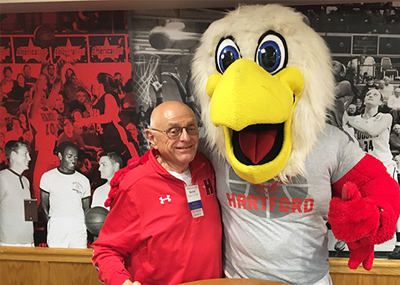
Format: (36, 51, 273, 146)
(0, 11, 137, 246)
(1, 2, 400, 259)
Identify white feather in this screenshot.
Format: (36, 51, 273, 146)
(192, 4, 335, 180)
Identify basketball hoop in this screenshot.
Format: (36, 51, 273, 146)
(132, 52, 160, 107)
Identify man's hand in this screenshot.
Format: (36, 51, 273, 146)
(122, 280, 141, 285)
(150, 75, 166, 94)
(161, 67, 180, 82)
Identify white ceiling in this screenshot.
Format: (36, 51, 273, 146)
(0, 0, 390, 14)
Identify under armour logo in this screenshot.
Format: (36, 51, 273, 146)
(159, 195, 171, 204)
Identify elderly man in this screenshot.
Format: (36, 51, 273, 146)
(92, 101, 222, 285)
(0, 140, 34, 246)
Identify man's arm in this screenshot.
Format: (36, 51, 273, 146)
(40, 189, 50, 223)
(28, 77, 47, 120)
(162, 67, 187, 103)
(76, 94, 119, 126)
(46, 78, 62, 111)
(82, 196, 91, 214)
(348, 114, 392, 137)
(335, 81, 354, 99)
(150, 75, 165, 106)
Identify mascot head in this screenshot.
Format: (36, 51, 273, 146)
(192, 4, 335, 184)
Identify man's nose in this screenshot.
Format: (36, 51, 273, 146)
(180, 128, 190, 140)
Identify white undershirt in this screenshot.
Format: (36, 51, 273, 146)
(168, 168, 192, 185)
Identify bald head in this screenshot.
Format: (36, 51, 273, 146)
(145, 101, 199, 173)
(150, 101, 196, 129)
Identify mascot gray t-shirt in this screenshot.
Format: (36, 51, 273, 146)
(207, 125, 365, 284)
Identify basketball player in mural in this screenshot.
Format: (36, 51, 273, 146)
(29, 72, 62, 205)
(91, 152, 122, 210)
(344, 89, 396, 179)
(0, 140, 34, 247)
(40, 141, 91, 248)
(76, 72, 139, 165)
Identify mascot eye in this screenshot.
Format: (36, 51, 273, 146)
(256, 31, 288, 75)
(216, 37, 241, 73)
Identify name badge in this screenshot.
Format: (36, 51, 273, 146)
(185, 184, 204, 218)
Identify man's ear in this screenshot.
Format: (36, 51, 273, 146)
(57, 152, 62, 160)
(145, 129, 157, 149)
(9, 151, 16, 162)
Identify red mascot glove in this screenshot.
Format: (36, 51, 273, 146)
(329, 182, 380, 270)
(347, 237, 374, 270)
(329, 182, 380, 242)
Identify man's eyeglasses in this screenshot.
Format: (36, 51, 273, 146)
(149, 124, 199, 139)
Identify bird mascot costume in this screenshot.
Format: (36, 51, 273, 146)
(191, 4, 400, 285)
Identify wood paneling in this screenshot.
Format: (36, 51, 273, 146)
(329, 257, 400, 285)
(0, 247, 99, 285)
(1, 247, 400, 285)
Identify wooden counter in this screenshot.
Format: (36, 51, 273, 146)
(182, 279, 288, 284)
(0, 246, 98, 285)
(1, 246, 400, 285)
(329, 257, 400, 285)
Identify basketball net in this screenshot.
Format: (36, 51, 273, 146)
(133, 53, 160, 106)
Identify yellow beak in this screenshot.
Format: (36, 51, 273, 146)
(206, 58, 304, 184)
